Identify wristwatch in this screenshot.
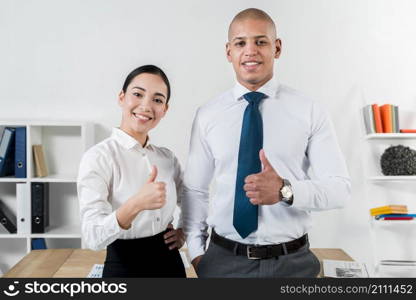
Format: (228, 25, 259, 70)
(280, 178, 294, 205)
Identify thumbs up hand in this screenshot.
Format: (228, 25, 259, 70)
(243, 149, 283, 205)
(134, 165, 166, 210)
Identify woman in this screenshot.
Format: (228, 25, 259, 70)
(77, 65, 186, 277)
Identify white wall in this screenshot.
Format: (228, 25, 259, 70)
(2, 0, 416, 274)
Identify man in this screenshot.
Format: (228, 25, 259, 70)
(182, 8, 350, 278)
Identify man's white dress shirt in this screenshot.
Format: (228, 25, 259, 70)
(77, 128, 183, 251)
(182, 79, 351, 261)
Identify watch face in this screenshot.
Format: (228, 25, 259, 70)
(281, 186, 293, 198)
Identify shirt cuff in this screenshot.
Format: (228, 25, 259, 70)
(107, 211, 129, 237)
(186, 237, 206, 262)
(288, 179, 309, 209)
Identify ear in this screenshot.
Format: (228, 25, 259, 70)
(226, 42, 232, 62)
(118, 90, 125, 107)
(274, 39, 282, 59)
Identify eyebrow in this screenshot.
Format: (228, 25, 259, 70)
(132, 86, 166, 99)
(232, 35, 268, 42)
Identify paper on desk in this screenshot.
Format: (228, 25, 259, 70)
(323, 259, 369, 278)
(87, 264, 104, 278)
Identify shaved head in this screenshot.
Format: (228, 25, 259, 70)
(228, 8, 277, 41)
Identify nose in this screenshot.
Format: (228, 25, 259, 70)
(244, 41, 258, 57)
(138, 95, 152, 112)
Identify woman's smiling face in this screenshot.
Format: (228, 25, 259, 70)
(119, 72, 169, 143)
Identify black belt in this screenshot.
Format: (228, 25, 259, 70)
(211, 229, 308, 259)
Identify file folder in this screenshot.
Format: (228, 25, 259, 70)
(17, 183, 31, 234)
(15, 127, 26, 178)
(31, 238, 47, 250)
(31, 182, 50, 233)
(0, 127, 16, 177)
(0, 199, 17, 233)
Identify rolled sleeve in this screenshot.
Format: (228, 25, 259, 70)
(77, 151, 128, 250)
(291, 103, 351, 211)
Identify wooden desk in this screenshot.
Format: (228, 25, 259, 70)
(3, 248, 352, 278)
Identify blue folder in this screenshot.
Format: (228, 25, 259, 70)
(15, 127, 27, 178)
(0, 127, 16, 177)
(31, 238, 47, 250)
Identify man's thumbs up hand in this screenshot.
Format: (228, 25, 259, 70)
(147, 165, 158, 183)
(244, 149, 283, 205)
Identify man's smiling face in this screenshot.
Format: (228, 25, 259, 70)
(226, 18, 281, 91)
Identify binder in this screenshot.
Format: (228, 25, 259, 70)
(17, 183, 31, 234)
(31, 238, 47, 250)
(15, 127, 27, 178)
(0, 127, 16, 177)
(31, 182, 49, 233)
(0, 199, 17, 233)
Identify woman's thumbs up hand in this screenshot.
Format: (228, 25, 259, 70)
(134, 165, 166, 210)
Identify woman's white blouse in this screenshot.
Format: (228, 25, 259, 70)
(77, 128, 183, 251)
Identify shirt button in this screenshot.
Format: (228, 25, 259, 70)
(156, 217, 160, 222)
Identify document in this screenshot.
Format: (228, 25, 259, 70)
(87, 264, 104, 278)
(323, 259, 369, 278)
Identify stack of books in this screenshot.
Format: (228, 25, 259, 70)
(362, 104, 399, 134)
(363, 104, 416, 134)
(370, 205, 415, 220)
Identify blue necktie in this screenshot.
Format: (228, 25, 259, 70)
(233, 91, 267, 239)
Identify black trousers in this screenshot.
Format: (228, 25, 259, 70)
(102, 229, 186, 278)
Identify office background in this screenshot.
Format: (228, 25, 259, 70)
(1, 0, 416, 275)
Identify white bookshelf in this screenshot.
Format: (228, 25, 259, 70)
(0, 121, 94, 273)
(362, 126, 416, 277)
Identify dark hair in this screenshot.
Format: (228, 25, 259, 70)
(122, 65, 171, 103)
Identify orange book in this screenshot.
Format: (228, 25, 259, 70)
(372, 104, 383, 133)
(400, 129, 416, 133)
(380, 104, 393, 133)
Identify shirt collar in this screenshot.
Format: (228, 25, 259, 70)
(232, 78, 280, 101)
(111, 128, 151, 150)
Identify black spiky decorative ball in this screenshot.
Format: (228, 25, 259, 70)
(380, 145, 416, 175)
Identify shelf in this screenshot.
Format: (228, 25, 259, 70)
(0, 174, 78, 183)
(30, 174, 77, 183)
(0, 177, 27, 183)
(365, 133, 416, 140)
(30, 224, 81, 238)
(371, 219, 416, 225)
(0, 234, 28, 239)
(367, 176, 416, 182)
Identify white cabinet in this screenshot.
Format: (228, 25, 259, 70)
(0, 121, 94, 274)
(363, 133, 416, 277)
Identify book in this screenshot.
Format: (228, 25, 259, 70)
(380, 104, 393, 133)
(400, 129, 416, 133)
(15, 127, 27, 178)
(372, 104, 383, 133)
(0, 199, 17, 233)
(31, 182, 50, 233)
(323, 259, 369, 278)
(375, 214, 416, 220)
(362, 105, 375, 134)
(0, 127, 16, 177)
(394, 105, 399, 133)
(33, 145, 48, 177)
(16, 183, 30, 234)
(370, 205, 408, 216)
(383, 217, 413, 220)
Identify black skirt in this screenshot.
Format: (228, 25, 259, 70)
(102, 229, 186, 278)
